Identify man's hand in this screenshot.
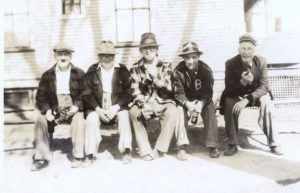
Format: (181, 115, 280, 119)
(67, 105, 78, 117)
(105, 105, 120, 121)
(46, 109, 55, 122)
(194, 101, 203, 113)
(232, 98, 249, 115)
(96, 106, 110, 123)
(241, 70, 254, 86)
(141, 103, 153, 120)
(185, 101, 196, 112)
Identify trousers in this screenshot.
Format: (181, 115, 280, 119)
(85, 110, 132, 154)
(224, 94, 278, 147)
(34, 112, 85, 161)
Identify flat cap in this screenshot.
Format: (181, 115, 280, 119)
(97, 40, 116, 55)
(239, 33, 257, 46)
(53, 42, 74, 52)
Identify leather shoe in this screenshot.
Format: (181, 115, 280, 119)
(142, 154, 154, 161)
(153, 148, 165, 159)
(270, 147, 283, 155)
(224, 145, 238, 156)
(31, 160, 49, 171)
(209, 147, 220, 158)
(71, 158, 82, 168)
(122, 153, 133, 164)
(176, 149, 188, 161)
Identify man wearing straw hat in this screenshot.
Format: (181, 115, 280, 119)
(82, 41, 133, 164)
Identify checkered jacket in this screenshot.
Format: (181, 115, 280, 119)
(130, 58, 174, 107)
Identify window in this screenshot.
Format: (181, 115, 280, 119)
(115, 0, 151, 43)
(4, 0, 31, 51)
(62, 0, 82, 15)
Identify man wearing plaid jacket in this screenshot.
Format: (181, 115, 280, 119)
(129, 32, 189, 161)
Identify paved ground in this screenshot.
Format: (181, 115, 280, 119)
(3, 107, 300, 193)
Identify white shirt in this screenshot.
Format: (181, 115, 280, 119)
(99, 63, 115, 93)
(55, 65, 71, 94)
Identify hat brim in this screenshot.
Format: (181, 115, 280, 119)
(53, 49, 74, 53)
(97, 52, 116, 55)
(139, 44, 160, 48)
(179, 51, 203, 57)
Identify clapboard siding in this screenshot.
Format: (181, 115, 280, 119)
(4, 0, 243, 89)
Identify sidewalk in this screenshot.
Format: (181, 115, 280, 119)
(3, 107, 300, 193)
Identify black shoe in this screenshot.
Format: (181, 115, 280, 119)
(122, 153, 133, 164)
(270, 147, 283, 155)
(208, 147, 220, 158)
(31, 160, 49, 171)
(224, 145, 238, 156)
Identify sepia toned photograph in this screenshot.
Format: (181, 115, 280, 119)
(2, 0, 300, 193)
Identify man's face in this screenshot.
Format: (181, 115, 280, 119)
(98, 54, 115, 70)
(140, 46, 158, 62)
(183, 53, 199, 70)
(238, 42, 256, 64)
(54, 51, 72, 69)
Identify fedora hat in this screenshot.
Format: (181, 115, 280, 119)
(97, 40, 116, 55)
(53, 42, 74, 53)
(179, 41, 203, 56)
(139, 32, 159, 48)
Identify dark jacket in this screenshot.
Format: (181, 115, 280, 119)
(36, 63, 85, 114)
(172, 60, 214, 106)
(82, 63, 132, 111)
(220, 54, 270, 111)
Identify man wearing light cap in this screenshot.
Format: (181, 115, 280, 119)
(129, 32, 189, 161)
(82, 41, 133, 164)
(220, 33, 282, 156)
(172, 41, 220, 158)
(32, 42, 86, 171)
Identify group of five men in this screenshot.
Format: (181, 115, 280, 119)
(31, 32, 281, 171)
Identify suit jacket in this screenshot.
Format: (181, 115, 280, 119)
(220, 54, 270, 110)
(82, 63, 132, 112)
(36, 63, 85, 114)
(172, 60, 214, 106)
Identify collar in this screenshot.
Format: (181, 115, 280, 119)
(97, 62, 119, 70)
(55, 64, 71, 73)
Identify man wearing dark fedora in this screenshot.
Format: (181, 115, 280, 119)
(129, 32, 189, 161)
(82, 41, 133, 164)
(32, 42, 86, 171)
(220, 34, 282, 156)
(172, 41, 220, 158)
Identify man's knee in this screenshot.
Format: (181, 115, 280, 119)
(117, 110, 129, 121)
(129, 106, 141, 119)
(86, 111, 99, 125)
(259, 94, 272, 106)
(164, 104, 177, 117)
(35, 115, 48, 127)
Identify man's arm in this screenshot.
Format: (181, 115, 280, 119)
(36, 73, 51, 114)
(81, 72, 100, 110)
(115, 68, 132, 110)
(130, 67, 146, 107)
(172, 70, 188, 106)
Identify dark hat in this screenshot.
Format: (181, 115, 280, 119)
(53, 42, 74, 53)
(239, 33, 257, 46)
(97, 40, 116, 55)
(179, 41, 203, 57)
(139, 32, 159, 48)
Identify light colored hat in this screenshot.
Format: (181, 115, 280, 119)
(179, 41, 203, 57)
(53, 42, 74, 53)
(139, 32, 159, 48)
(97, 41, 116, 55)
(239, 33, 257, 46)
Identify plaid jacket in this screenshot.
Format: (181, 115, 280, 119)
(130, 58, 174, 107)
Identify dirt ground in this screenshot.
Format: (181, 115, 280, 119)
(2, 107, 300, 193)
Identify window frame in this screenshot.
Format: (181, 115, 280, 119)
(59, 0, 86, 20)
(114, 0, 151, 46)
(4, 0, 34, 53)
